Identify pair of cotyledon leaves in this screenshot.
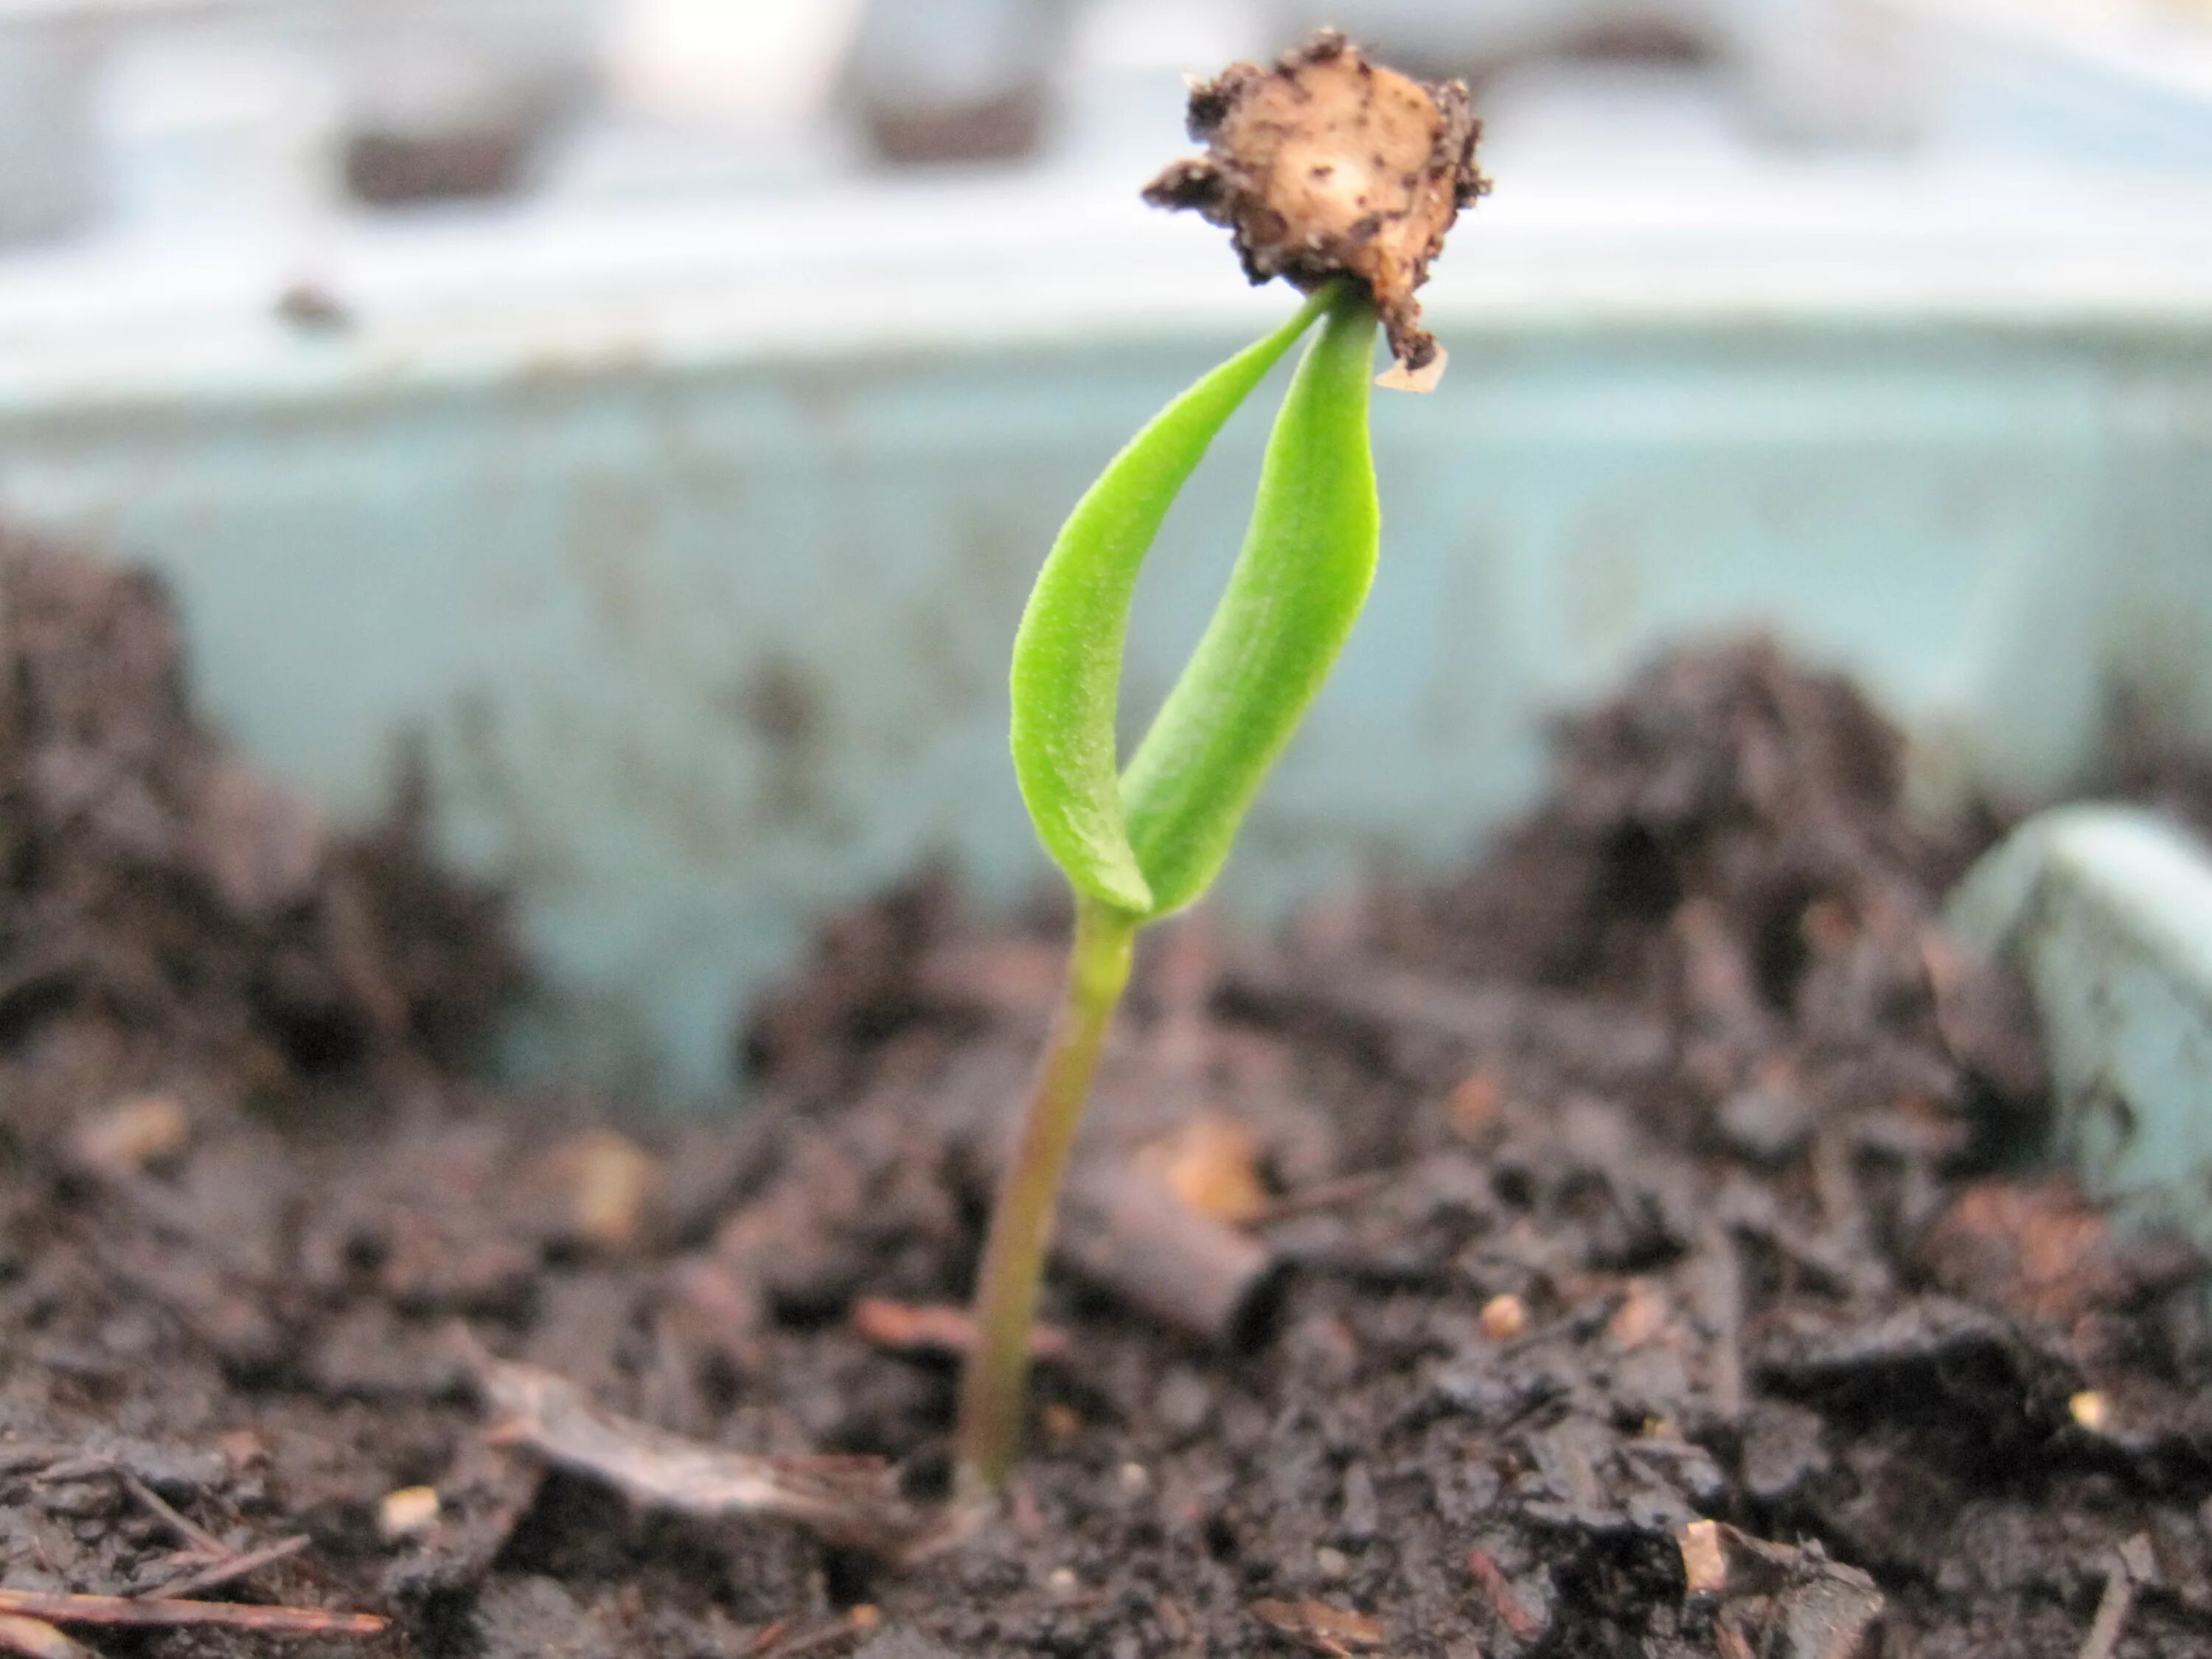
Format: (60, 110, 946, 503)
(1010, 282, 1382, 920)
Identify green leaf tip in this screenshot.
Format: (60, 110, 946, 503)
(1008, 287, 1334, 915)
(1121, 288, 1380, 915)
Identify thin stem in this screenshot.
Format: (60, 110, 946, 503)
(954, 894, 1139, 1499)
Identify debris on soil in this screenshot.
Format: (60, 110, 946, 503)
(6, 526, 2212, 1656)
(1247, 1595, 1386, 1655)
(1144, 29, 1488, 378)
(147, 1532, 312, 1599)
(2077, 1533, 2156, 1659)
(0, 1589, 385, 1638)
(471, 1352, 950, 1563)
(1678, 1520, 1884, 1659)
(1464, 1545, 1540, 1638)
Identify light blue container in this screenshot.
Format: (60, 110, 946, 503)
(1951, 807, 2212, 1258)
(3, 169, 2211, 1096)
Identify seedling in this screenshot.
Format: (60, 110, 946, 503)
(955, 32, 1486, 1499)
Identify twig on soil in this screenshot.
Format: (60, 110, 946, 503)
(27, 1457, 113, 1485)
(0, 1614, 97, 1659)
(115, 1470, 232, 1560)
(1691, 1220, 1745, 1422)
(468, 1350, 953, 1562)
(750, 1613, 876, 1659)
(742, 1618, 792, 1655)
(0, 1447, 72, 1477)
(2077, 1534, 2154, 1659)
(142, 1533, 310, 1599)
(0, 1590, 384, 1638)
(1051, 1161, 1276, 1347)
(32, 1456, 230, 1562)
(953, 1114, 1279, 1346)
(1248, 1597, 1386, 1656)
(1465, 1548, 1539, 1639)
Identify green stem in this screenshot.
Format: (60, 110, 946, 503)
(954, 893, 1139, 1500)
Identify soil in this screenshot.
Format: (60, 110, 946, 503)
(4, 529, 2212, 1658)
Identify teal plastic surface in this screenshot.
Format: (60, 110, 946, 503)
(1949, 807, 2212, 1253)
(4, 264, 2211, 1096)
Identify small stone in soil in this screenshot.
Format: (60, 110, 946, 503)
(1478, 1293, 1526, 1341)
(378, 1486, 441, 1540)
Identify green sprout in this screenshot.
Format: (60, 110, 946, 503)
(953, 287, 1382, 1495)
(952, 29, 1482, 1500)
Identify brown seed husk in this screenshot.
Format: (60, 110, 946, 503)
(1144, 30, 1488, 376)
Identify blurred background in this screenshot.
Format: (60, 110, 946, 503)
(4, 0, 2212, 247)
(2, 0, 2211, 1096)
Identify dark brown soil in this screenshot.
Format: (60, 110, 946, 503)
(4, 531, 2212, 1658)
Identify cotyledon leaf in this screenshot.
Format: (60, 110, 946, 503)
(1120, 287, 1380, 916)
(1009, 288, 1332, 914)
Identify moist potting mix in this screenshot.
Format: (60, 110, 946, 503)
(4, 529, 2212, 1655)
